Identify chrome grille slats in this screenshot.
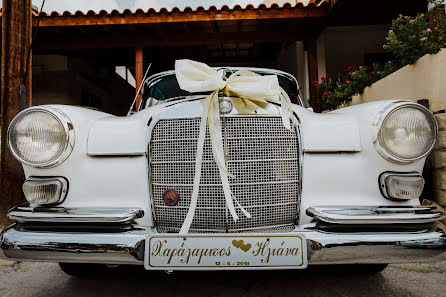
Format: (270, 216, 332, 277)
(226, 159, 299, 184)
(153, 185, 226, 208)
(229, 183, 299, 211)
(150, 116, 300, 233)
(227, 205, 298, 229)
(152, 162, 222, 185)
(153, 206, 227, 232)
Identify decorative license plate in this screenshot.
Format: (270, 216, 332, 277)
(145, 234, 307, 270)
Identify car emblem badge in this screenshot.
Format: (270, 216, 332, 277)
(218, 97, 233, 114)
(163, 189, 180, 206)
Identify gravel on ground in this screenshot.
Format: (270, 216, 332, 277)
(1, 259, 445, 297)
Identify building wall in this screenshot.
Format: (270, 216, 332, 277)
(274, 25, 389, 105)
(275, 42, 307, 102)
(32, 54, 134, 116)
(32, 55, 72, 105)
(323, 25, 390, 78)
(317, 32, 326, 80)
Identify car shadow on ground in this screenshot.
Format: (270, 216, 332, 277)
(32, 265, 415, 297)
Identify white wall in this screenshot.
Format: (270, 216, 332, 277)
(317, 32, 326, 80)
(351, 49, 446, 112)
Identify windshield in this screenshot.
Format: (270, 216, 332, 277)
(141, 68, 306, 108)
(145, 75, 210, 100)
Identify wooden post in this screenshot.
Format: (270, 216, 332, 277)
(135, 47, 143, 110)
(306, 38, 320, 112)
(0, 0, 32, 224)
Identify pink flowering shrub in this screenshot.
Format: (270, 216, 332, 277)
(316, 63, 396, 111)
(384, 0, 446, 66)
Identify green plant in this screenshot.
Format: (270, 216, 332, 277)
(384, 0, 446, 66)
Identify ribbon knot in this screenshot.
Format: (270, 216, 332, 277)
(175, 59, 294, 234)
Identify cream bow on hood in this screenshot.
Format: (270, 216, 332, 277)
(174, 59, 294, 234)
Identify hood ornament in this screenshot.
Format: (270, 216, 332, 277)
(218, 96, 233, 114)
(163, 189, 180, 206)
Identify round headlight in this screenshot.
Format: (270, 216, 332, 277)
(377, 103, 437, 163)
(7, 107, 74, 167)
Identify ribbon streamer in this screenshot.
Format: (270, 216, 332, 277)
(176, 59, 294, 234)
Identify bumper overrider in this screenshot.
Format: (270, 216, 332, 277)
(1, 204, 446, 267)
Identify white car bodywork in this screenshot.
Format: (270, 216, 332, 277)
(21, 99, 424, 226)
(2, 68, 445, 270)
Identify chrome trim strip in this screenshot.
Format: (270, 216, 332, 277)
(152, 180, 299, 187)
(152, 136, 298, 142)
(1, 225, 445, 265)
(307, 206, 445, 224)
(7, 106, 75, 168)
(8, 206, 144, 224)
(151, 158, 299, 164)
(228, 224, 296, 232)
(158, 224, 296, 233)
(155, 201, 298, 210)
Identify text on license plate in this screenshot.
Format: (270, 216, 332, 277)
(145, 234, 307, 270)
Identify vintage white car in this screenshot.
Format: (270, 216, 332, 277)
(1, 61, 445, 276)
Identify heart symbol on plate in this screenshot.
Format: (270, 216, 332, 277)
(232, 240, 243, 248)
(240, 243, 251, 252)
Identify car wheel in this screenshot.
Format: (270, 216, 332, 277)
(59, 263, 112, 278)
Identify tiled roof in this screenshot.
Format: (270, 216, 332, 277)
(1, 1, 330, 17)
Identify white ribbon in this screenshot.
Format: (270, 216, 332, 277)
(175, 59, 294, 234)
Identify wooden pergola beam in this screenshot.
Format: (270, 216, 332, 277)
(31, 7, 331, 27)
(34, 30, 315, 51)
(135, 47, 143, 110)
(306, 38, 320, 112)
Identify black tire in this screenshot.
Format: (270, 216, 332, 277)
(59, 263, 112, 278)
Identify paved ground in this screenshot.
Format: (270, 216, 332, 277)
(1, 259, 445, 297)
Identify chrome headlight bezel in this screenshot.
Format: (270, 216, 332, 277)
(373, 102, 438, 164)
(7, 106, 75, 168)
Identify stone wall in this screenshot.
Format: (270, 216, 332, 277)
(434, 113, 446, 206)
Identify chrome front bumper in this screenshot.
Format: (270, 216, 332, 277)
(1, 225, 445, 266)
(8, 205, 144, 224)
(2, 204, 446, 266)
(306, 205, 446, 224)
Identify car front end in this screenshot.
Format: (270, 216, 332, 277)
(1, 67, 445, 272)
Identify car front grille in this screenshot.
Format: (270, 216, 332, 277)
(150, 116, 301, 233)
